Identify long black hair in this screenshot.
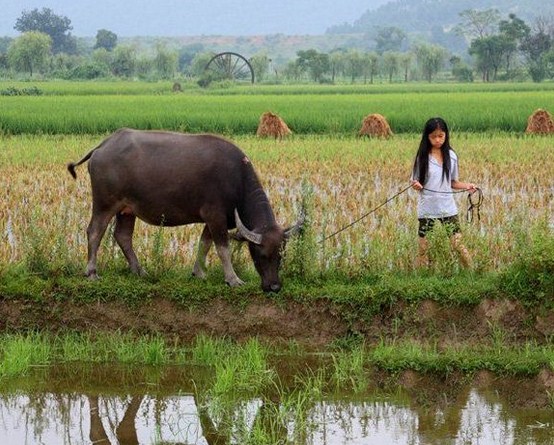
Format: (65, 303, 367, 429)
(412, 117, 453, 186)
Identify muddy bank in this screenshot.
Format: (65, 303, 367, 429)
(0, 295, 551, 347)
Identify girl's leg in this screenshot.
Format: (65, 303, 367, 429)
(416, 237, 430, 268)
(451, 233, 472, 268)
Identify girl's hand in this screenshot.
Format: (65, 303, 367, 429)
(411, 180, 423, 191)
(467, 183, 477, 193)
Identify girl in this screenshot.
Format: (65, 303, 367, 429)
(410, 117, 477, 268)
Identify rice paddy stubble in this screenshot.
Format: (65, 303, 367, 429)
(0, 133, 552, 279)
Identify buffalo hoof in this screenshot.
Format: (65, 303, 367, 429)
(192, 266, 207, 279)
(132, 268, 146, 277)
(226, 277, 245, 287)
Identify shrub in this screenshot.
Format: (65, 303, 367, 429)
(0, 86, 42, 96)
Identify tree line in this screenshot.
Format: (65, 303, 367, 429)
(1, 7, 553, 84)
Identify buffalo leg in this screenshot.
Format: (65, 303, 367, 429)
(208, 221, 244, 287)
(192, 225, 213, 279)
(86, 211, 114, 279)
(114, 213, 143, 275)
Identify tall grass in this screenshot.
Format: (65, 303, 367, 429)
(0, 333, 51, 378)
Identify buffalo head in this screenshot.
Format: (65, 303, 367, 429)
(234, 209, 304, 293)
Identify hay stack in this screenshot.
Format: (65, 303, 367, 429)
(256, 112, 292, 139)
(358, 113, 393, 138)
(525, 109, 554, 134)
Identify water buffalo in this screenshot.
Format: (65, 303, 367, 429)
(67, 128, 302, 292)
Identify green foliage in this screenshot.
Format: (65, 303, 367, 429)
(282, 180, 318, 281)
(414, 43, 448, 82)
(331, 344, 369, 393)
(94, 29, 117, 51)
(375, 27, 407, 54)
(64, 63, 108, 80)
(425, 222, 460, 277)
(0, 86, 42, 96)
(499, 221, 554, 305)
(7, 31, 52, 77)
(0, 333, 51, 378)
(191, 334, 233, 365)
(14, 7, 76, 54)
(209, 338, 275, 399)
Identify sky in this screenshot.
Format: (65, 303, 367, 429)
(1, 0, 390, 37)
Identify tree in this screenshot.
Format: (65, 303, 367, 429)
(450, 56, 473, 82)
(469, 35, 515, 81)
(190, 52, 214, 77)
(154, 43, 177, 79)
(250, 53, 270, 82)
(110, 45, 136, 77)
(499, 14, 530, 43)
(498, 14, 530, 71)
(178, 43, 204, 74)
(519, 16, 554, 82)
(7, 31, 51, 76)
(362, 52, 379, 84)
(414, 43, 447, 82)
(374, 27, 406, 54)
(135, 56, 154, 79)
(282, 59, 303, 82)
(520, 31, 552, 82)
(91, 48, 113, 72)
(0, 37, 12, 54)
(455, 9, 500, 40)
(381, 51, 399, 82)
(329, 49, 346, 83)
(399, 52, 413, 82)
(14, 8, 76, 54)
(296, 49, 330, 83)
(343, 49, 365, 83)
(94, 29, 117, 51)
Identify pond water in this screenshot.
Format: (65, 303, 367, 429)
(1, 364, 553, 445)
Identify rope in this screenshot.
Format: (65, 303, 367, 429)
(466, 188, 483, 223)
(321, 185, 483, 242)
(320, 184, 412, 243)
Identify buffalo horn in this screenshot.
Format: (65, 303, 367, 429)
(234, 209, 263, 245)
(284, 208, 306, 239)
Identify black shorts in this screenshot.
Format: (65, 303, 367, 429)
(418, 215, 461, 238)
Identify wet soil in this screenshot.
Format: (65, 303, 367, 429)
(0, 295, 550, 348)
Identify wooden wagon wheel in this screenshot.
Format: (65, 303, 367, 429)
(204, 52, 255, 84)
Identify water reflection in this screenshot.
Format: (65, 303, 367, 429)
(0, 366, 552, 445)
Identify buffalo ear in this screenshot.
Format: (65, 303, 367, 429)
(284, 208, 306, 239)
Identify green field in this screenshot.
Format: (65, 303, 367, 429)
(1, 80, 553, 134)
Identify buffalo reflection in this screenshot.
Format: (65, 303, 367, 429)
(0, 381, 553, 444)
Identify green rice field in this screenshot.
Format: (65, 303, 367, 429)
(1, 80, 553, 134)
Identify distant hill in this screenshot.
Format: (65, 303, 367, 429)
(327, 0, 548, 34)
